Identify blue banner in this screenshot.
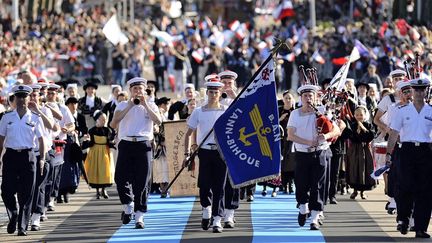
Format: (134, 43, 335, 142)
(214, 59, 281, 187)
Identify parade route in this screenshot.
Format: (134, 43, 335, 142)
(1, 181, 431, 243)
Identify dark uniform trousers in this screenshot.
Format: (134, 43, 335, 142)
(388, 144, 401, 199)
(44, 148, 63, 207)
(240, 184, 256, 197)
(295, 149, 332, 211)
(323, 150, 333, 204)
(397, 142, 432, 231)
(224, 177, 239, 210)
(115, 140, 152, 212)
(51, 163, 63, 198)
(197, 148, 227, 217)
(1, 148, 36, 231)
(328, 153, 343, 200)
(32, 154, 50, 215)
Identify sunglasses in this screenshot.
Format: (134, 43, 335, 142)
(402, 89, 412, 94)
(14, 93, 28, 98)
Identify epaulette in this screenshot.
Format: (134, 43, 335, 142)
(397, 104, 408, 109)
(4, 110, 13, 114)
(31, 111, 41, 116)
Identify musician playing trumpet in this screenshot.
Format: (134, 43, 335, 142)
(287, 83, 341, 231)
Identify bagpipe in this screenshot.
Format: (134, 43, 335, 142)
(404, 51, 431, 100)
(299, 65, 353, 142)
(403, 51, 423, 80)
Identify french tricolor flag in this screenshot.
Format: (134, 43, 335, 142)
(272, 0, 295, 20)
(191, 49, 204, 64)
(229, 20, 240, 32)
(354, 40, 370, 57)
(228, 20, 248, 40)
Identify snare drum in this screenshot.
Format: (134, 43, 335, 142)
(374, 141, 388, 154)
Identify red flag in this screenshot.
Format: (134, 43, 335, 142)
(379, 22, 388, 39)
(332, 57, 348, 66)
(396, 19, 409, 36)
(191, 49, 204, 64)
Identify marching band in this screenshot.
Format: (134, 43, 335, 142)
(0, 62, 431, 239)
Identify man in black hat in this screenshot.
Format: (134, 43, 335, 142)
(355, 82, 377, 118)
(146, 80, 158, 103)
(78, 81, 104, 128)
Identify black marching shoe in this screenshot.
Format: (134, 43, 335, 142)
(318, 215, 324, 226)
(56, 195, 63, 203)
(288, 185, 294, 194)
(384, 201, 390, 210)
(329, 197, 338, 204)
(298, 213, 307, 227)
(102, 189, 109, 199)
(17, 229, 27, 236)
(201, 218, 211, 230)
(7, 213, 17, 234)
(387, 207, 396, 215)
(224, 221, 235, 228)
(31, 225, 40, 231)
(121, 212, 132, 224)
(212, 226, 223, 233)
(64, 194, 69, 203)
(415, 231, 431, 238)
(135, 222, 145, 229)
(397, 222, 408, 235)
(310, 223, 320, 230)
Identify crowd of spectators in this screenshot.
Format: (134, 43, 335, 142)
(0, 1, 431, 98)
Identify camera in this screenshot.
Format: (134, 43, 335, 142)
(221, 92, 228, 99)
(133, 98, 140, 105)
(146, 89, 151, 95)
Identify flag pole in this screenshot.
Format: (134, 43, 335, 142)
(163, 38, 290, 194)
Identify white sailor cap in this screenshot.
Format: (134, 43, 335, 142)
(218, 70, 238, 80)
(409, 78, 430, 88)
(126, 77, 147, 87)
(37, 77, 49, 87)
(389, 69, 407, 78)
(12, 85, 32, 95)
(111, 84, 122, 91)
(184, 83, 195, 90)
(395, 81, 411, 91)
(29, 84, 42, 91)
(204, 74, 224, 89)
(297, 84, 320, 94)
(48, 83, 61, 90)
(66, 83, 78, 90)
